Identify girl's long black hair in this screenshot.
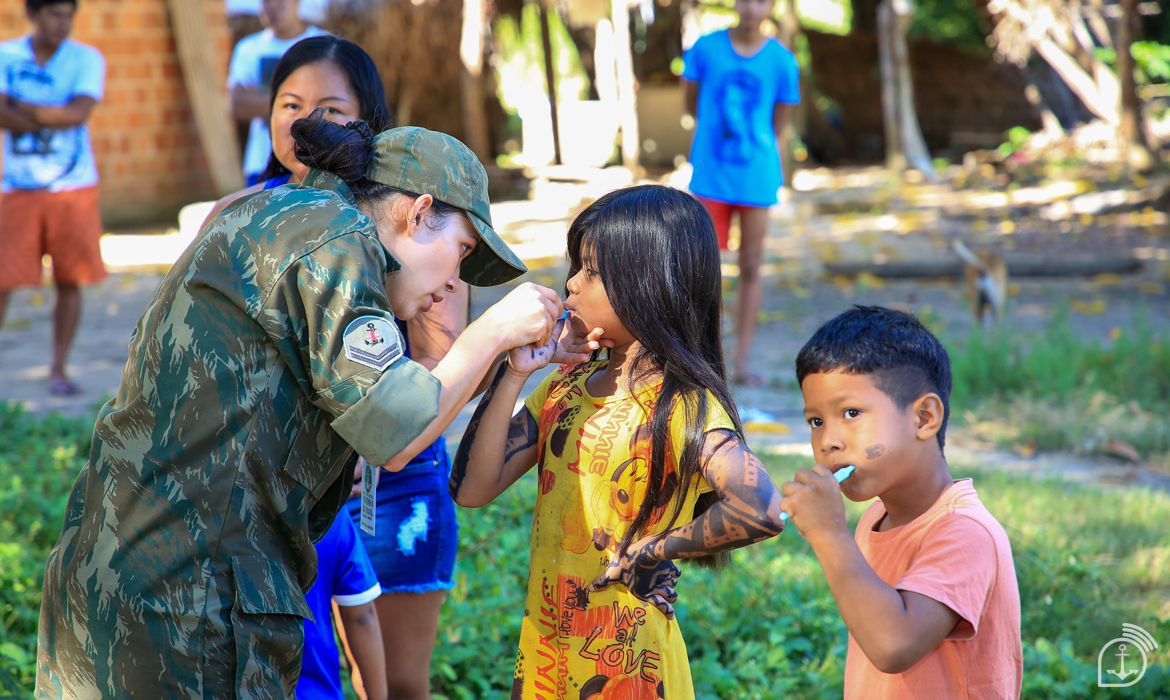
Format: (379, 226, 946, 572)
(566, 185, 744, 569)
(259, 35, 392, 181)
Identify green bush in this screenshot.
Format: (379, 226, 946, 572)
(0, 402, 95, 695)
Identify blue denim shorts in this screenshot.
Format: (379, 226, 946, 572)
(344, 438, 459, 594)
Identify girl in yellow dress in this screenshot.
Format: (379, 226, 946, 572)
(450, 185, 785, 700)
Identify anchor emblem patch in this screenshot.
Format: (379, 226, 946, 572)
(343, 315, 404, 371)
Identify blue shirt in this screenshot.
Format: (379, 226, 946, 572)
(299, 514, 382, 699)
(0, 37, 104, 192)
(683, 31, 800, 207)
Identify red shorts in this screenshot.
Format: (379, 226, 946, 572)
(0, 186, 107, 291)
(697, 196, 760, 251)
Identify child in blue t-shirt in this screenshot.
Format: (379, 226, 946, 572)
(299, 513, 387, 700)
(682, 0, 799, 385)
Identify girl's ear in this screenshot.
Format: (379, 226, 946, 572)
(404, 194, 435, 239)
(913, 393, 944, 442)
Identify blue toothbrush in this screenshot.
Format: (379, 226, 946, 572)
(780, 464, 855, 522)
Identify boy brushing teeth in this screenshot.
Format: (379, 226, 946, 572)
(781, 306, 1022, 699)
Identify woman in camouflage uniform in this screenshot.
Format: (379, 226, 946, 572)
(35, 113, 591, 700)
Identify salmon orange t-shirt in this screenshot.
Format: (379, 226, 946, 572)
(844, 479, 1023, 700)
(513, 361, 735, 700)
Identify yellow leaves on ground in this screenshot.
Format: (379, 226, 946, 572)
(1007, 283, 1021, 297)
(744, 421, 792, 435)
(1014, 439, 1037, 459)
(1139, 282, 1165, 295)
(829, 275, 854, 295)
(1092, 273, 1122, 286)
(757, 310, 788, 324)
(813, 241, 841, 263)
(856, 272, 886, 289)
(1071, 298, 1107, 315)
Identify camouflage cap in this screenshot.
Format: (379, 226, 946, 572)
(366, 127, 527, 287)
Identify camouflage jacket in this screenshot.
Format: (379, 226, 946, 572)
(36, 171, 440, 699)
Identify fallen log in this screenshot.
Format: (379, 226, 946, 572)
(824, 254, 1142, 279)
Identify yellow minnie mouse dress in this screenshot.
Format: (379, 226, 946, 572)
(513, 361, 735, 700)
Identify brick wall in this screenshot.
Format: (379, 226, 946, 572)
(0, 0, 232, 227)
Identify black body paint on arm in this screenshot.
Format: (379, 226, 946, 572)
(450, 362, 509, 500)
(505, 410, 539, 463)
(644, 441, 783, 561)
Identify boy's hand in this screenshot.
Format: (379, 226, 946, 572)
(780, 464, 851, 543)
(589, 541, 681, 619)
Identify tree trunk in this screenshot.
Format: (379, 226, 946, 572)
(877, 0, 935, 180)
(1117, 0, 1151, 169)
(877, 1, 904, 173)
(539, 2, 563, 165)
(612, 0, 639, 170)
(594, 18, 619, 105)
(460, 0, 490, 160)
(777, 0, 801, 181)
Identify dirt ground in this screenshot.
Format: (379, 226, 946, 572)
(2, 165, 1168, 489)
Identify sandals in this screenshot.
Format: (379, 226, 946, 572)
(49, 377, 82, 397)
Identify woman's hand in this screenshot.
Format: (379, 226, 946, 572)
(475, 283, 562, 352)
(589, 540, 682, 618)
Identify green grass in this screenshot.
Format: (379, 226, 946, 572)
(434, 453, 1170, 699)
(947, 307, 1170, 466)
(4, 406, 1169, 699)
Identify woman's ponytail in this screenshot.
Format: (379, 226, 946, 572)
(291, 109, 374, 184)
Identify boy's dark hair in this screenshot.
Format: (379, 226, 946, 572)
(27, 0, 77, 11)
(260, 35, 392, 181)
(795, 305, 952, 449)
(567, 184, 741, 570)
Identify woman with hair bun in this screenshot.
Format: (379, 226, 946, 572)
(36, 106, 600, 698)
(209, 38, 478, 699)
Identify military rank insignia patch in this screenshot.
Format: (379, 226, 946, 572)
(343, 315, 404, 371)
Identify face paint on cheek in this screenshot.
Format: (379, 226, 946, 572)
(865, 444, 886, 460)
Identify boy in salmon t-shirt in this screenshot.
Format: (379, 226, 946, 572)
(781, 306, 1022, 699)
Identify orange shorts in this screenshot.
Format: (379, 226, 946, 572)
(697, 196, 763, 251)
(0, 186, 107, 291)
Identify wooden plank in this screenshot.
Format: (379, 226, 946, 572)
(825, 255, 1143, 279)
(165, 0, 244, 196)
